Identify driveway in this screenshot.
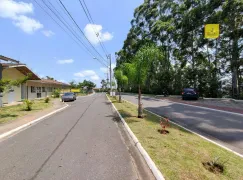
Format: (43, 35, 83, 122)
(0, 93, 154, 180)
(122, 94, 243, 155)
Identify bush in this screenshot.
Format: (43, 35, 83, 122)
(23, 99, 34, 111)
(52, 89, 61, 98)
(44, 97, 50, 103)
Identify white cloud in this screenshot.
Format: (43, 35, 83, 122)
(42, 30, 55, 37)
(74, 70, 100, 81)
(74, 72, 85, 77)
(84, 24, 113, 45)
(13, 15, 43, 34)
(57, 79, 67, 83)
(100, 67, 107, 73)
(0, 0, 33, 18)
(111, 63, 116, 69)
(90, 75, 100, 80)
(100, 63, 116, 73)
(0, 0, 43, 34)
(57, 59, 74, 64)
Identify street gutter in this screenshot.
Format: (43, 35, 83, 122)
(106, 95, 165, 180)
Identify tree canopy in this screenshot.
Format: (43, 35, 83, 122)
(116, 0, 243, 99)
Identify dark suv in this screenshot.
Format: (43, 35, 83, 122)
(182, 88, 199, 100)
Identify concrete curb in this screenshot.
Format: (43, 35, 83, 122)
(0, 104, 70, 140)
(122, 98, 243, 158)
(106, 95, 165, 180)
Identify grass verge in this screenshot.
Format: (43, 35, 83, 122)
(108, 96, 243, 180)
(0, 99, 52, 124)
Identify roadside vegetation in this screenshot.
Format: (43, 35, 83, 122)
(108, 96, 243, 179)
(52, 89, 61, 98)
(115, 0, 243, 99)
(0, 99, 52, 124)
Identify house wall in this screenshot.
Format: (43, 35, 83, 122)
(2, 68, 25, 104)
(26, 81, 69, 100)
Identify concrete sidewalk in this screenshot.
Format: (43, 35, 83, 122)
(0, 99, 65, 135)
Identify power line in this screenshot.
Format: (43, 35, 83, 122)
(34, 0, 106, 66)
(58, 0, 108, 63)
(82, 0, 109, 55)
(32, 0, 81, 47)
(40, 0, 87, 46)
(79, 0, 109, 56)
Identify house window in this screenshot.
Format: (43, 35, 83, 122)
(47, 87, 53, 92)
(31, 86, 36, 93)
(37, 87, 41, 93)
(42, 87, 46, 92)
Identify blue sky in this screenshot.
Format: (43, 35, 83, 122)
(0, 0, 142, 87)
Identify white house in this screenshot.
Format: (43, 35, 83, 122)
(1, 56, 70, 105)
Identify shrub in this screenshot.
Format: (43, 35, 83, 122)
(44, 97, 50, 103)
(23, 99, 34, 111)
(52, 89, 61, 98)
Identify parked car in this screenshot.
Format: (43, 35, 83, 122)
(182, 88, 199, 100)
(61, 92, 76, 102)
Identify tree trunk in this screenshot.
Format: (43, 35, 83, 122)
(119, 87, 122, 103)
(192, 30, 196, 89)
(138, 84, 143, 118)
(232, 36, 239, 99)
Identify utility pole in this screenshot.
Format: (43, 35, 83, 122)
(108, 54, 112, 96)
(0, 63, 3, 107)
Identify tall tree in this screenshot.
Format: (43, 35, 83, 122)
(114, 68, 128, 102)
(128, 45, 163, 118)
(100, 79, 107, 90)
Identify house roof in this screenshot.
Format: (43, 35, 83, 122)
(28, 79, 70, 87)
(1, 55, 69, 86)
(15, 66, 41, 80)
(41, 79, 70, 87)
(1, 63, 41, 80)
(0, 55, 20, 63)
(1, 63, 26, 67)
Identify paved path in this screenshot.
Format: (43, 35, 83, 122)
(122, 94, 243, 155)
(0, 93, 154, 180)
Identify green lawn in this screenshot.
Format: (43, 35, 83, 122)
(0, 99, 52, 124)
(109, 96, 243, 180)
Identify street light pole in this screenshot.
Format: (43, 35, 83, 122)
(108, 54, 112, 96)
(0, 63, 3, 107)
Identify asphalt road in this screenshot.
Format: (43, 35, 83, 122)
(0, 93, 154, 180)
(122, 94, 243, 155)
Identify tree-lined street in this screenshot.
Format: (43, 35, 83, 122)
(0, 94, 153, 180)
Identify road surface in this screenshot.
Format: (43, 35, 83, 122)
(122, 94, 243, 155)
(0, 93, 154, 180)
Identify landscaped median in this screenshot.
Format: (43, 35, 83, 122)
(107, 96, 243, 180)
(0, 98, 52, 125)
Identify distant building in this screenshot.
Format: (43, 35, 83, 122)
(0, 56, 70, 105)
